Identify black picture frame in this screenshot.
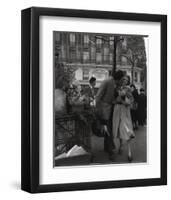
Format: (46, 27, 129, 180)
(21, 7, 167, 193)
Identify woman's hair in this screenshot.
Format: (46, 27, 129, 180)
(89, 77, 96, 84)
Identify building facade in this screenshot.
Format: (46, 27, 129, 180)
(54, 31, 145, 90)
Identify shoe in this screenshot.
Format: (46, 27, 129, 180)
(109, 154, 115, 161)
(130, 134, 135, 139)
(128, 155, 133, 162)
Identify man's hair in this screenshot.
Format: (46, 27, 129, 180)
(89, 77, 96, 84)
(113, 70, 125, 81)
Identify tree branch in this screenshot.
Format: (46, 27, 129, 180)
(121, 54, 134, 65)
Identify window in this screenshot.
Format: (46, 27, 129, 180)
(122, 38, 127, 49)
(83, 52, 89, 62)
(121, 56, 127, 65)
(134, 71, 138, 82)
(96, 38, 102, 47)
(109, 36, 114, 46)
(104, 47, 109, 62)
(61, 45, 66, 60)
(83, 69, 89, 80)
(55, 32, 60, 42)
(69, 33, 75, 45)
(96, 52, 102, 63)
(91, 47, 96, 61)
(84, 35, 89, 44)
(109, 53, 113, 64)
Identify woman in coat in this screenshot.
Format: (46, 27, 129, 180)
(112, 75, 135, 162)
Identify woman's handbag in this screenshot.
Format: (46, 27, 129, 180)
(91, 118, 105, 137)
(91, 113, 110, 137)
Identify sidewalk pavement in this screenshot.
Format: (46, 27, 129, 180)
(91, 125, 147, 164)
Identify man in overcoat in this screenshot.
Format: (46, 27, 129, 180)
(95, 70, 124, 161)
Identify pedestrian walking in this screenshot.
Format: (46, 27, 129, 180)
(137, 88, 147, 126)
(95, 70, 125, 161)
(84, 77, 96, 107)
(112, 75, 135, 162)
(130, 84, 139, 130)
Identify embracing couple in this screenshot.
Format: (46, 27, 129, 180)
(95, 70, 135, 162)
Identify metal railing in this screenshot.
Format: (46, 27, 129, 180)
(55, 112, 92, 157)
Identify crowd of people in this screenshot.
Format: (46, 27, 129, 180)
(55, 70, 147, 162)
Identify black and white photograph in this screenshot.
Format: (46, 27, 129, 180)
(54, 31, 148, 167)
(21, 7, 167, 193)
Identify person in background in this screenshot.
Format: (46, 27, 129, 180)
(137, 88, 147, 126)
(84, 77, 96, 107)
(130, 84, 139, 130)
(95, 70, 125, 161)
(112, 75, 135, 162)
(67, 80, 89, 112)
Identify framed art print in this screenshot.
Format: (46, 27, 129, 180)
(21, 7, 167, 193)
